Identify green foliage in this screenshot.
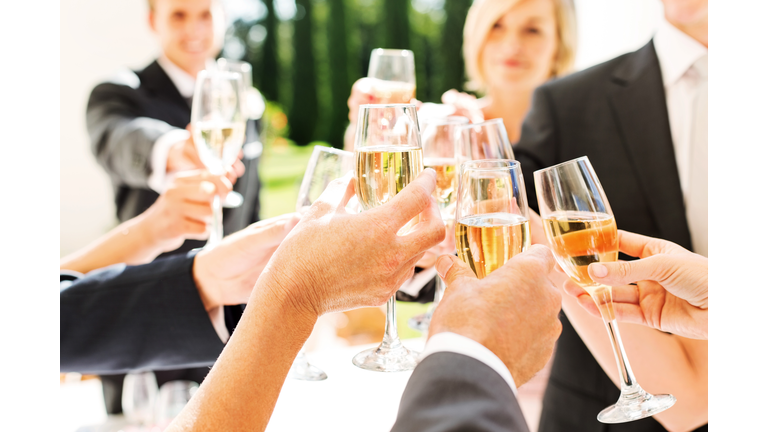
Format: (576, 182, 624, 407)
(225, 0, 470, 145)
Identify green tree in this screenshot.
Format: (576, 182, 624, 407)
(288, 0, 319, 145)
(383, 0, 411, 50)
(440, 0, 472, 93)
(259, 0, 280, 102)
(326, 0, 352, 148)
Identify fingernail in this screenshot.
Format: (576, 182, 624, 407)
(590, 263, 608, 278)
(201, 181, 215, 194)
(424, 168, 437, 179)
(435, 255, 452, 278)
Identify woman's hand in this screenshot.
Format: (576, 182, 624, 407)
(562, 230, 708, 340)
(441, 89, 485, 123)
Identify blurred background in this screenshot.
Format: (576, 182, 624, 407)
(61, 0, 662, 259)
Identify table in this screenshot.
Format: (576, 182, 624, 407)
(61, 338, 547, 432)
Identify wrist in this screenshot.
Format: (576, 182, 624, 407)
(192, 251, 221, 312)
(256, 262, 320, 325)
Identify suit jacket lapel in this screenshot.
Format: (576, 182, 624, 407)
(607, 41, 692, 249)
(141, 60, 192, 111)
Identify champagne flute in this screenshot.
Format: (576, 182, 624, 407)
(455, 118, 515, 165)
(352, 104, 423, 372)
(408, 116, 468, 332)
(154, 380, 198, 429)
(190, 69, 246, 248)
(122, 371, 158, 429)
(213, 59, 265, 209)
(367, 49, 416, 104)
(533, 156, 676, 423)
(455, 160, 530, 278)
(290, 145, 355, 381)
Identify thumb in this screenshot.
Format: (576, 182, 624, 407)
(588, 255, 670, 287)
(436, 255, 477, 291)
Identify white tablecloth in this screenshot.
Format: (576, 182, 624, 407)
(60, 337, 546, 432)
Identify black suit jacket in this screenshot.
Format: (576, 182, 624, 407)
(514, 40, 705, 431)
(86, 60, 262, 253)
(60, 251, 242, 374)
(392, 352, 529, 432)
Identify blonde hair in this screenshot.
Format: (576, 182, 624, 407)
(463, 0, 577, 92)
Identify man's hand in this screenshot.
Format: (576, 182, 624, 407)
(192, 213, 301, 311)
(259, 169, 446, 318)
(441, 89, 485, 124)
(429, 245, 562, 387)
(563, 230, 708, 339)
(138, 170, 232, 254)
(167, 125, 246, 186)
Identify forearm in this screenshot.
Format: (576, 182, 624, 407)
(167, 278, 317, 432)
(559, 284, 708, 431)
(60, 214, 163, 273)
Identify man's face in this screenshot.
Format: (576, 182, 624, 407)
(661, 0, 708, 27)
(149, 0, 223, 75)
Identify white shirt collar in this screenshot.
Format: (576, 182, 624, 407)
(156, 56, 198, 99)
(654, 19, 708, 88)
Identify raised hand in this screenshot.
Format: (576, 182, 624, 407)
(259, 169, 446, 318)
(430, 245, 562, 386)
(562, 230, 708, 340)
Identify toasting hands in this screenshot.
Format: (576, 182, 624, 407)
(562, 230, 708, 340)
(430, 245, 562, 387)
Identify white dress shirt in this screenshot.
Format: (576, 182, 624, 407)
(654, 20, 708, 255)
(147, 56, 198, 193)
(420, 332, 518, 395)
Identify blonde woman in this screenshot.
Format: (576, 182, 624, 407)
(443, 0, 576, 141)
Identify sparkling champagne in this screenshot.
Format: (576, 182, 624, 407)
(193, 122, 245, 172)
(424, 158, 457, 221)
(355, 146, 423, 210)
(456, 213, 531, 279)
(370, 79, 416, 104)
(544, 212, 618, 293)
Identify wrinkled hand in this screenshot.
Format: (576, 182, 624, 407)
(430, 245, 562, 386)
(139, 170, 232, 253)
(260, 169, 446, 318)
(193, 213, 301, 311)
(562, 230, 708, 340)
(441, 89, 485, 123)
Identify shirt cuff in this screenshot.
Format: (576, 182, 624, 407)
(419, 332, 517, 396)
(148, 128, 190, 193)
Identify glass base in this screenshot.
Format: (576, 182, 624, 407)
(288, 356, 328, 381)
(352, 343, 419, 372)
(407, 311, 432, 333)
(598, 387, 676, 424)
(222, 191, 244, 208)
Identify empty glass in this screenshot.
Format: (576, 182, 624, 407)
(122, 371, 158, 428)
(154, 380, 198, 429)
(455, 118, 515, 164)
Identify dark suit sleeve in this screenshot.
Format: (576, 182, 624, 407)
(391, 352, 530, 432)
(86, 78, 178, 189)
(514, 85, 561, 213)
(60, 251, 226, 375)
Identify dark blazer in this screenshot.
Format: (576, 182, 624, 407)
(392, 352, 529, 432)
(86, 60, 262, 253)
(60, 251, 242, 375)
(514, 40, 705, 431)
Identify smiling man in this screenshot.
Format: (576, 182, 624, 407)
(85, 0, 263, 415)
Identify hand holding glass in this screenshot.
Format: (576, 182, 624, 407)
(353, 104, 422, 372)
(533, 156, 676, 423)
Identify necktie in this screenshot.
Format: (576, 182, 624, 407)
(686, 55, 708, 257)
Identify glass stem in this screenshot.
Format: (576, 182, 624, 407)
(210, 194, 224, 247)
(381, 295, 402, 350)
(591, 286, 640, 395)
